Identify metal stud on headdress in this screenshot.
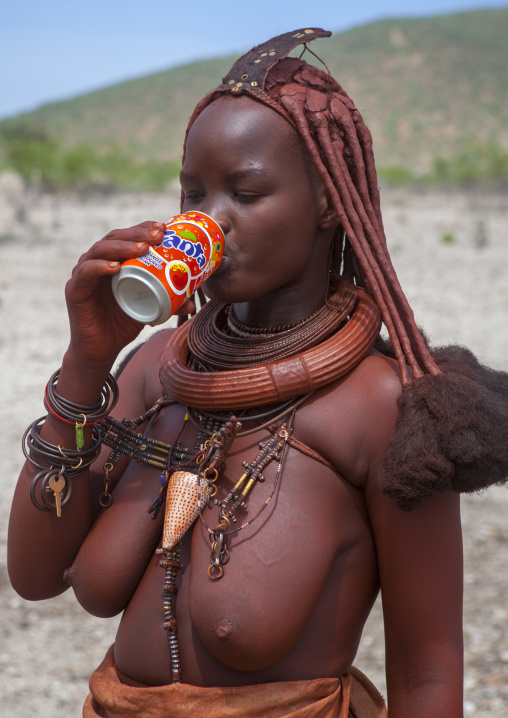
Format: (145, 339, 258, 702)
(217, 28, 331, 97)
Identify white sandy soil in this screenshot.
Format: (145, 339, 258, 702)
(0, 187, 507, 716)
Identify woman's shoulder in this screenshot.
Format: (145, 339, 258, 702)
(294, 350, 403, 488)
(324, 348, 403, 436)
(344, 348, 403, 402)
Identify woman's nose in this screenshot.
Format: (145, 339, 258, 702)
(201, 202, 230, 236)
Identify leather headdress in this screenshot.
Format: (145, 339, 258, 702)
(215, 27, 331, 116)
(181, 26, 444, 390)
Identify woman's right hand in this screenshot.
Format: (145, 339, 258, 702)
(64, 221, 166, 367)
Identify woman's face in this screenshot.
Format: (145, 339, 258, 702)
(180, 95, 336, 309)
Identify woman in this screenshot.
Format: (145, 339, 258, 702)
(8, 29, 508, 717)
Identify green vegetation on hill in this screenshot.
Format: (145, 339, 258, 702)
(0, 125, 180, 192)
(1, 9, 507, 191)
(310, 8, 508, 183)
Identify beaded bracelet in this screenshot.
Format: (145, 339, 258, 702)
(44, 369, 119, 449)
(23, 417, 102, 515)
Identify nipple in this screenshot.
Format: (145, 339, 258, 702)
(214, 616, 238, 644)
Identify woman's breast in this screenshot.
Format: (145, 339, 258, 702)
(185, 444, 378, 674)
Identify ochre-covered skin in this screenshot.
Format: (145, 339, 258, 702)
(8, 96, 464, 717)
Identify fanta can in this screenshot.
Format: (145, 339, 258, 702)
(112, 212, 224, 324)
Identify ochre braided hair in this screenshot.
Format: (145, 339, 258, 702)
(177, 30, 508, 509)
(182, 55, 439, 388)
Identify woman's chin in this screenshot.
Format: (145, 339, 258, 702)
(202, 280, 244, 304)
(202, 267, 247, 304)
(202, 262, 285, 305)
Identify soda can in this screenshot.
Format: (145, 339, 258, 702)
(112, 211, 224, 325)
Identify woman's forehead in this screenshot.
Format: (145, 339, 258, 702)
(187, 95, 296, 148)
(183, 95, 317, 188)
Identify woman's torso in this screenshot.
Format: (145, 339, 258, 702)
(109, 361, 383, 687)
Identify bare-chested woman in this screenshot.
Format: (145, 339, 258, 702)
(8, 29, 508, 718)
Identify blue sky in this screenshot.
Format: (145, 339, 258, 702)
(1, 0, 506, 119)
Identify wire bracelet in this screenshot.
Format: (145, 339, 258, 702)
(23, 368, 118, 516)
(44, 368, 119, 449)
(23, 417, 102, 516)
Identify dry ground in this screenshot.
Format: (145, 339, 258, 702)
(0, 187, 507, 716)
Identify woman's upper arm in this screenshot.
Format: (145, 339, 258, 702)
(363, 371, 464, 717)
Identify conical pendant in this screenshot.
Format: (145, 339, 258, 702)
(162, 471, 210, 550)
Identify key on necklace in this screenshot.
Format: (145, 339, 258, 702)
(48, 474, 66, 517)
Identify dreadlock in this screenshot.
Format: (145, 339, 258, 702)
(177, 43, 508, 510)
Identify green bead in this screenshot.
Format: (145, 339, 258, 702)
(76, 423, 85, 450)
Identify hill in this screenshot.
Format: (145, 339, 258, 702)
(1, 8, 507, 184)
(314, 8, 508, 172)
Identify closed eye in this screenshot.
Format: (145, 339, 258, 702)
(234, 191, 263, 203)
(182, 191, 203, 202)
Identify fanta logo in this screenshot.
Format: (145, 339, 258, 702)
(162, 230, 206, 269)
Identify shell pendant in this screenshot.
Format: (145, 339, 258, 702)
(162, 471, 210, 550)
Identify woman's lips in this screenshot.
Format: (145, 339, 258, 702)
(213, 253, 229, 275)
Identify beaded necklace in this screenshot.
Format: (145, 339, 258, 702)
(202, 419, 293, 579)
(153, 410, 294, 684)
(97, 401, 205, 512)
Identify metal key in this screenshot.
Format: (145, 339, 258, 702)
(48, 474, 66, 518)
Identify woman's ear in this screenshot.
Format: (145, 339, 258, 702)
(318, 192, 339, 230)
(308, 158, 339, 231)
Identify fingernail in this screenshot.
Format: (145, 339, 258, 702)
(134, 242, 147, 249)
(148, 229, 162, 238)
(108, 261, 120, 268)
(152, 222, 163, 228)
